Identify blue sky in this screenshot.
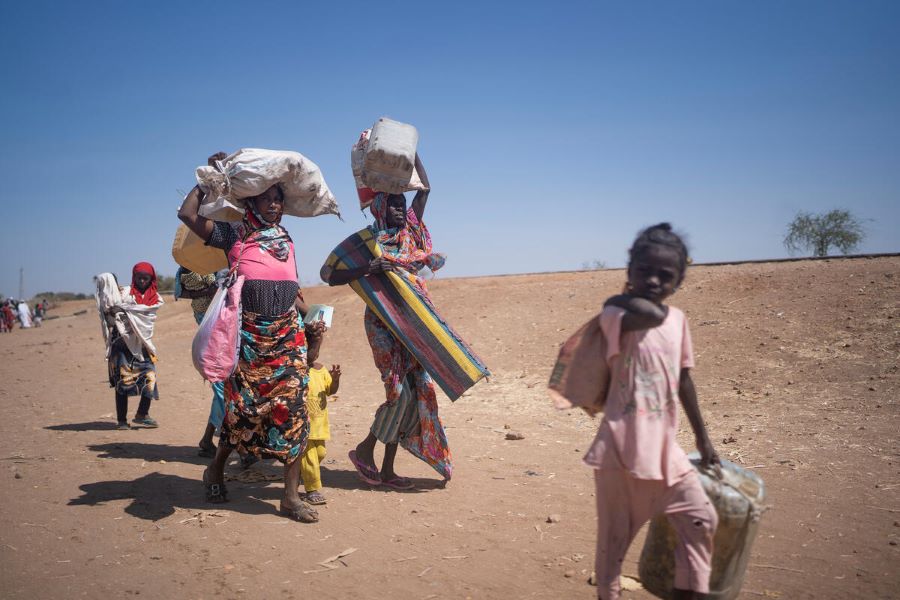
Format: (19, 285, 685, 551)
(1, 1, 897, 297)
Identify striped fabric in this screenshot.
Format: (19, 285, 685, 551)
(325, 228, 490, 401)
(370, 375, 420, 442)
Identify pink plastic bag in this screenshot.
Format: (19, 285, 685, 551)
(192, 274, 244, 382)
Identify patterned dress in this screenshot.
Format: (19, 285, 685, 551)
(364, 194, 452, 480)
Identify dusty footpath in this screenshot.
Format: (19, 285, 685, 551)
(0, 257, 898, 599)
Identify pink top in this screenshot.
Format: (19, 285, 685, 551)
(583, 305, 695, 485)
(228, 239, 298, 282)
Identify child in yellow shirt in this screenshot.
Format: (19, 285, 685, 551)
(301, 329, 341, 505)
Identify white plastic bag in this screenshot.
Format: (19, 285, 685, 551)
(196, 148, 340, 222)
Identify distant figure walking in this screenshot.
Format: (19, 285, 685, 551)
(95, 263, 164, 430)
(16, 300, 32, 328)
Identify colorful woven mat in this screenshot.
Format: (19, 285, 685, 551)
(325, 228, 489, 401)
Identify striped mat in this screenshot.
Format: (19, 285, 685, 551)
(324, 228, 490, 401)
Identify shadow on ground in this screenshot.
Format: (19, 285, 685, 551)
(67, 472, 276, 520)
(45, 421, 120, 432)
(87, 442, 209, 465)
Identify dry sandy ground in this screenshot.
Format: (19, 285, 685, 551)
(1, 257, 898, 599)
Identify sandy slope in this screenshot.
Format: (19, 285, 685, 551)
(0, 257, 898, 599)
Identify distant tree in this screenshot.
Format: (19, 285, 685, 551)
(783, 209, 864, 257)
(580, 259, 607, 271)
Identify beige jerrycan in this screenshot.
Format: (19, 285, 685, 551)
(639, 455, 767, 599)
(171, 224, 229, 276)
(362, 117, 420, 194)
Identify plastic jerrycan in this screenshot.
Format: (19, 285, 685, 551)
(638, 455, 767, 599)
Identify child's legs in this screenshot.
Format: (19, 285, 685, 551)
(594, 469, 659, 600)
(300, 441, 325, 492)
(661, 472, 718, 594)
(135, 394, 152, 417)
(115, 391, 128, 423)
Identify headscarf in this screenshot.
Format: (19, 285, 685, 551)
(241, 198, 292, 262)
(130, 262, 160, 306)
(369, 193, 445, 273)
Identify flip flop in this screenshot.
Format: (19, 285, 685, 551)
(381, 475, 414, 490)
(303, 490, 327, 505)
(279, 500, 319, 523)
(348, 450, 381, 486)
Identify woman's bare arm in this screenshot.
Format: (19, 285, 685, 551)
(410, 154, 430, 221)
(178, 186, 215, 241)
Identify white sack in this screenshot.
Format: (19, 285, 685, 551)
(196, 148, 340, 222)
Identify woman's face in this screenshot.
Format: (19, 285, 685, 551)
(133, 273, 152, 292)
(385, 194, 407, 229)
(251, 185, 284, 223)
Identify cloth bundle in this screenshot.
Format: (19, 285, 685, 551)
(196, 148, 340, 221)
(547, 314, 609, 416)
(351, 118, 426, 209)
(94, 273, 162, 360)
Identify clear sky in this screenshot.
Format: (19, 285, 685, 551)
(1, 1, 898, 298)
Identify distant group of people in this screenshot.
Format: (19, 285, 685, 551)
(91, 147, 723, 599)
(1, 298, 47, 332)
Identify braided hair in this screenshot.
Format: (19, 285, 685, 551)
(628, 223, 690, 285)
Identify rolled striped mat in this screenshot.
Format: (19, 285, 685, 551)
(324, 228, 490, 401)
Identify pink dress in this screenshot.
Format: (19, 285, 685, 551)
(584, 305, 695, 484)
(585, 305, 717, 599)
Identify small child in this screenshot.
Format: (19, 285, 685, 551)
(587, 223, 719, 600)
(300, 323, 341, 505)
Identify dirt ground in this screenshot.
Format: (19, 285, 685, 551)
(1, 256, 898, 599)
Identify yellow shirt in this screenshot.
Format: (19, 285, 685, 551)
(306, 367, 333, 441)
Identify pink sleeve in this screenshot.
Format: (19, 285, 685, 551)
(681, 312, 695, 369)
(599, 306, 625, 363)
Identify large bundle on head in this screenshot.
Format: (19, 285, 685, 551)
(351, 117, 426, 210)
(196, 148, 340, 221)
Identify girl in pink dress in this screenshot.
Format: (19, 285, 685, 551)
(587, 223, 720, 600)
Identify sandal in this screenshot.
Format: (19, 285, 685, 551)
(303, 490, 327, 505)
(381, 475, 415, 490)
(198, 442, 217, 458)
(280, 499, 319, 523)
(240, 453, 259, 470)
(132, 416, 159, 428)
(203, 468, 228, 503)
(348, 450, 381, 486)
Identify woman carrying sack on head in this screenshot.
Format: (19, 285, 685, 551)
(179, 152, 323, 523)
(95, 263, 164, 430)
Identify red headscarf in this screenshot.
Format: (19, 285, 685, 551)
(130, 262, 160, 305)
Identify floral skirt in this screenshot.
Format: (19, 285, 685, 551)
(108, 338, 159, 399)
(221, 309, 309, 463)
(365, 307, 452, 480)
